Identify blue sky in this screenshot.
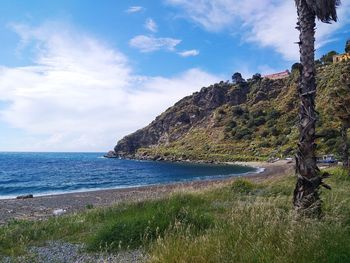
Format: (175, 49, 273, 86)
(0, 0, 349, 152)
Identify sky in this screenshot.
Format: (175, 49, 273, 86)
(0, 0, 349, 152)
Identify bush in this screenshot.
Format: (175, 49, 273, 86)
(270, 127, 280, 136)
(275, 136, 288, 146)
(251, 110, 265, 118)
(325, 138, 338, 148)
(266, 120, 277, 128)
(232, 106, 244, 116)
(242, 113, 250, 120)
(266, 110, 281, 120)
(283, 128, 292, 135)
(254, 116, 266, 126)
(320, 128, 340, 141)
(231, 128, 237, 137)
(218, 109, 226, 115)
(234, 128, 252, 140)
(229, 120, 237, 128)
(258, 141, 271, 148)
(260, 130, 269, 137)
(231, 179, 256, 194)
(247, 119, 255, 128)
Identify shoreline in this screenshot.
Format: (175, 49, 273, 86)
(0, 160, 293, 225)
(0, 160, 261, 201)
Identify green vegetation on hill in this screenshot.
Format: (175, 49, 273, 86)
(1, 168, 349, 262)
(116, 61, 349, 162)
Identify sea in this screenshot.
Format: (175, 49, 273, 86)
(0, 152, 260, 199)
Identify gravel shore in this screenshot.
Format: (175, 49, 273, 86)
(2, 241, 146, 263)
(0, 160, 293, 225)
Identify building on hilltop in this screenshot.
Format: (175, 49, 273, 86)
(333, 53, 350, 63)
(263, 70, 290, 80)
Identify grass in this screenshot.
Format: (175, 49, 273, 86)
(1, 167, 349, 262)
(87, 195, 213, 251)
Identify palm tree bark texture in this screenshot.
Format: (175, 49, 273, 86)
(293, 0, 339, 217)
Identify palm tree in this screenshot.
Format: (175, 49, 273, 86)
(293, 0, 340, 216)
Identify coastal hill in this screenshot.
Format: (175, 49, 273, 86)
(111, 62, 345, 162)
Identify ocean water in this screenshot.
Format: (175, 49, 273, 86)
(0, 152, 258, 199)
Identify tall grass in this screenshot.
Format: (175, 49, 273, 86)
(0, 167, 349, 262)
(87, 195, 213, 251)
(148, 168, 350, 263)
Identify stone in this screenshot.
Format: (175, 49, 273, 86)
(16, 194, 34, 199)
(53, 209, 67, 216)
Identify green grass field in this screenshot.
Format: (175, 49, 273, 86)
(1, 167, 349, 262)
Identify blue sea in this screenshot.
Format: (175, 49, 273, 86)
(0, 152, 259, 199)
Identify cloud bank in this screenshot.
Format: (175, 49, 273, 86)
(0, 23, 220, 151)
(166, 0, 350, 61)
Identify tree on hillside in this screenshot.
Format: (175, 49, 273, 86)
(330, 62, 350, 173)
(293, 0, 340, 216)
(345, 39, 350, 53)
(252, 73, 262, 82)
(232, 72, 245, 84)
(320, 50, 338, 65)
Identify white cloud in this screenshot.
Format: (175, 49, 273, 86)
(125, 6, 144, 13)
(178, 49, 199, 57)
(145, 18, 158, 32)
(129, 35, 181, 52)
(0, 23, 219, 151)
(166, 0, 350, 61)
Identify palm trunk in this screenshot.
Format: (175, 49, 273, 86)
(293, 0, 322, 216)
(341, 124, 349, 171)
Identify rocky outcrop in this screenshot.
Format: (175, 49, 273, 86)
(113, 81, 250, 157)
(104, 151, 118, 158)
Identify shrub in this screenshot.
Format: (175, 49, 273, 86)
(258, 141, 271, 148)
(254, 116, 266, 126)
(251, 110, 265, 118)
(247, 119, 255, 128)
(260, 130, 269, 137)
(231, 179, 256, 194)
(229, 120, 237, 128)
(266, 109, 281, 120)
(270, 127, 280, 136)
(86, 204, 94, 209)
(242, 113, 250, 120)
(283, 128, 292, 135)
(232, 106, 244, 116)
(266, 120, 277, 128)
(320, 128, 340, 141)
(218, 109, 226, 115)
(234, 128, 252, 140)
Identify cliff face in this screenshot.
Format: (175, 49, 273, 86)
(114, 81, 250, 155)
(112, 64, 345, 162)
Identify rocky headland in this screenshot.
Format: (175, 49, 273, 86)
(109, 63, 345, 162)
